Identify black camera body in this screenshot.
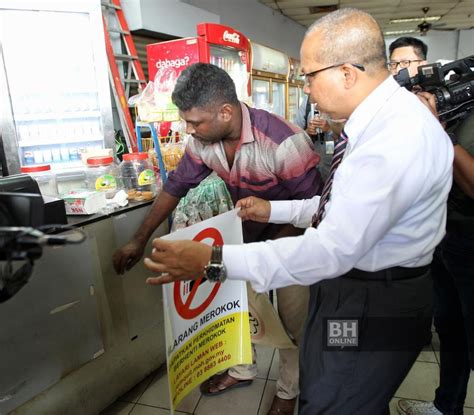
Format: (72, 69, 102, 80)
(394, 55, 474, 123)
(0, 193, 84, 303)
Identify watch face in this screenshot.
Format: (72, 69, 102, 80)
(205, 264, 226, 282)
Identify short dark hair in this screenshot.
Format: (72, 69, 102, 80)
(171, 63, 239, 112)
(389, 37, 428, 60)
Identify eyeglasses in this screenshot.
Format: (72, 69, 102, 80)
(387, 60, 423, 71)
(301, 63, 365, 83)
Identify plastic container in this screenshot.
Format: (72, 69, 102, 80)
(20, 164, 58, 197)
(120, 152, 158, 201)
(85, 156, 119, 199)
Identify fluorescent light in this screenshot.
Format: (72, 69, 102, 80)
(390, 16, 441, 23)
(384, 29, 417, 36)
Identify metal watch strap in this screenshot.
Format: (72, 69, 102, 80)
(211, 245, 223, 263)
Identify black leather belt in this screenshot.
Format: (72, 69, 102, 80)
(344, 265, 430, 281)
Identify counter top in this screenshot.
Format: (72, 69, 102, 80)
(66, 199, 154, 228)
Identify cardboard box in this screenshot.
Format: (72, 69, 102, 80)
(61, 190, 106, 215)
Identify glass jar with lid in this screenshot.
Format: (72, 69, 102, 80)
(119, 152, 158, 201)
(85, 155, 120, 199)
(20, 164, 58, 198)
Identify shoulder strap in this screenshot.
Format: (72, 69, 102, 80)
(303, 97, 312, 130)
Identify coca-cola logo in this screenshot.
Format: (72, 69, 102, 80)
(155, 56, 190, 69)
(223, 30, 240, 45)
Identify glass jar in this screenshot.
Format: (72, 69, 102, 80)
(20, 164, 58, 197)
(85, 156, 119, 199)
(120, 152, 157, 201)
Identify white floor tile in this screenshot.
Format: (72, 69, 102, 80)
(131, 403, 190, 414)
(137, 366, 201, 413)
(395, 361, 439, 401)
(432, 332, 440, 364)
(466, 371, 474, 408)
(100, 400, 134, 415)
(258, 380, 276, 415)
(255, 344, 275, 379)
(194, 378, 266, 415)
(464, 407, 474, 414)
(416, 344, 438, 364)
(119, 373, 156, 403)
(268, 350, 279, 381)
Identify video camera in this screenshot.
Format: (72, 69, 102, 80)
(0, 192, 85, 303)
(394, 55, 474, 124)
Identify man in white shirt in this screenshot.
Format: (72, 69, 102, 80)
(143, 8, 454, 414)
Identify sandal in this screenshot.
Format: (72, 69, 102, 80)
(199, 370, 253, 396)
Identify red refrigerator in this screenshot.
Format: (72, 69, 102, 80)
(146, 23, 251, 101)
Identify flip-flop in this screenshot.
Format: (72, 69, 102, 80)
(200, 370, 253, 396)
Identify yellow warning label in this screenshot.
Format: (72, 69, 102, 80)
(169, 312, 251, 408)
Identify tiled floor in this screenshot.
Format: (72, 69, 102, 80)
(102, 334, 474, 415)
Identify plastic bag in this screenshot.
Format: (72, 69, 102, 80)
(128, 81, 163, 122)
(170, 174, 234, 232)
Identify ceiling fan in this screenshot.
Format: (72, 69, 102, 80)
(417, 7, 454, 36)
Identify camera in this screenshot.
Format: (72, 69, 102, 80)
(394, 55, 474, 124)
(0, 192, 85, 303)
(310, 103, 325, 143)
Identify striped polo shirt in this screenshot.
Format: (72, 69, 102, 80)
(164, 102, 322, 242)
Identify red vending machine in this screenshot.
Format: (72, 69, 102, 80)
(146, 23, 251, 101)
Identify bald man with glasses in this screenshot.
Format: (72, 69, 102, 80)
(388, 36, 428, 77)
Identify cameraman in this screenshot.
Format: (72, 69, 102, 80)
(295, 95, 333, 181)
(394, 57, 474, 414)
(388, 36, 427, 77)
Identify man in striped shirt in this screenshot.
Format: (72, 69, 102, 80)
(113, 63, 322, 414)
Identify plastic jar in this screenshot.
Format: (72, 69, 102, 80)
(120, 152, 157, 201)
(85, 156, 119, 199)
(20, 164, 58, 197)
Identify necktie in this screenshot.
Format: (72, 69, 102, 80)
(312, 129, 349, 227)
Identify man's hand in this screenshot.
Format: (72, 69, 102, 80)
(416, 91, 439, 119)
(236, 196, 271, 223)
(307, 118, 330, 135)
(144, 239, 212, 285)
(416, 91, 448, 130)
(113, 239, 146, 275)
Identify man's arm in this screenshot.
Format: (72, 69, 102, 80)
(417, 92, 474, 198)
(453, 144, 474, 198)
(112, 190, 180, 275)
(113, 142, 212, 275)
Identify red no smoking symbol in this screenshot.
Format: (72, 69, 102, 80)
(173, 227, 223, 319)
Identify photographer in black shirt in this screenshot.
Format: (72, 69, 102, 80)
(398, 92, 474, 415)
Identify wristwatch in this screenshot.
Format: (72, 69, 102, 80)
(204, 245, 227, 283)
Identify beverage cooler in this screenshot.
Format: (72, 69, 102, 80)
(0, 0, 114, 176)
(250, 42, 289, 119)
(287, 58, 305, 124)
(146, 23, 251, 101)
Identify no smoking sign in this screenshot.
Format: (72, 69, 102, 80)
(173, 227, 224, 319)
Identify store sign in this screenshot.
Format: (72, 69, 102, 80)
(155, 56, 190, 69)
(223, 30, 240, 45)
(160, 209, 251, 410)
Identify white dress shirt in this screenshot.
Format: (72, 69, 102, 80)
(223, 76, 454, 293)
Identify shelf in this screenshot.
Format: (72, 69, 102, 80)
(18, 136, 103, 147)
(14, 110, 101, 122)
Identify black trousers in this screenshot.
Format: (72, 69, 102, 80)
(299, 267, 432, 415)
(433, 232, 474, 415)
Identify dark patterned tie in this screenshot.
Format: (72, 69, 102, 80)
(312, 129, 349, 227)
